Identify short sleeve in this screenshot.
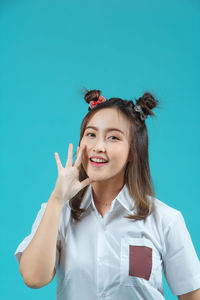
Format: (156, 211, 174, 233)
(163, 211, 200, 296)
(14, 202, 61, 270)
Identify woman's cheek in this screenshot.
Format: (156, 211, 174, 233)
(79, 138, 84, 148)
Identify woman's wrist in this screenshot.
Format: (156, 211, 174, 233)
(49, 189, 66, 208)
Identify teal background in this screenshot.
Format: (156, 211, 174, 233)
(1, 0, 199, 298)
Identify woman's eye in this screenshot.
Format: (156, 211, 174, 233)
(109, 136, 119, 140)
(85, 133, 119, 140)
(86, 132, 95, 137)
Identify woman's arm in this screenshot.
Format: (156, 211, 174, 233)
(19, 144, 92, 289)
(19, 192, 64, 288)
(178, 288, 200, 300)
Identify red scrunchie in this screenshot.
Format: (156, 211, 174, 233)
(89, 96, 107, 109)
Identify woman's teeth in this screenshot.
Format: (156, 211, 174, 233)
(90, 158, 108, 163)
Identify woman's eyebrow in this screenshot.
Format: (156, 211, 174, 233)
(85, 126, 125, 135)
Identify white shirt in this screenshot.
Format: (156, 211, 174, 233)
(15, 184, 200, 299)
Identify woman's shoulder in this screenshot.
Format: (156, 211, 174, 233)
(148, 195, 183, 227)
(154, 196, 181, 214)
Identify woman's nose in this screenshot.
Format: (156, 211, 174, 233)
(92, 138, 106, 152)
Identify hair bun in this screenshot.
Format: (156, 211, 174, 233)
(84, 89, 101, 104)
(135, 92, 159, 118)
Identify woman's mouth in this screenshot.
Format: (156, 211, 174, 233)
(89, 158, 108, 167)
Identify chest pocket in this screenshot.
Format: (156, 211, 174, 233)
(120, 236, 162, 288)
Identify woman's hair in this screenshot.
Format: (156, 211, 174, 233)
(69, 89, 160, 222)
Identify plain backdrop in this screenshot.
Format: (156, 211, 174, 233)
(0, 0, 199, 299)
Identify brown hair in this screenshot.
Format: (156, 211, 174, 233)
(69, 89, 160, 222)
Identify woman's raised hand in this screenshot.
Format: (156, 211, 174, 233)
(53, 143, 92, 206)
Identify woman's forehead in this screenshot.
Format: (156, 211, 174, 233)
(86, 108, 130, 135)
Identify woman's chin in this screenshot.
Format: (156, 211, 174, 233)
(87, 173, 104, 182)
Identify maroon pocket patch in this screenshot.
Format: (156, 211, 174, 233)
(129, 245, 152, 280)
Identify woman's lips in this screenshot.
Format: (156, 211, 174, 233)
(89, 159, 108, 168)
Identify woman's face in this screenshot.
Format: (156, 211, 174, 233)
(80, 108, 131, 185)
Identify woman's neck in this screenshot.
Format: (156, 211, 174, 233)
(91, 180, 125, 204)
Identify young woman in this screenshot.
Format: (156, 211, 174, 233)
(15, 89, 200, 300)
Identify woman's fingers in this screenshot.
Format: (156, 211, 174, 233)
(74, 144, 85, 168)
(65, 143, 73, 167)
(55, 152, 63, 171)
(72, 146, 80, 167)
(64, 143, 85, 168)
(76, 146, 80, 157)
(80, 177, 94, 189)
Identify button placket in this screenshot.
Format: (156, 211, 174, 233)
(97, 227, 107, 297)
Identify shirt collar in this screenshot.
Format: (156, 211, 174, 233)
(80, 184, 93, 210)
(80, 183, 136, 213)
(116, 184, 136, 212)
